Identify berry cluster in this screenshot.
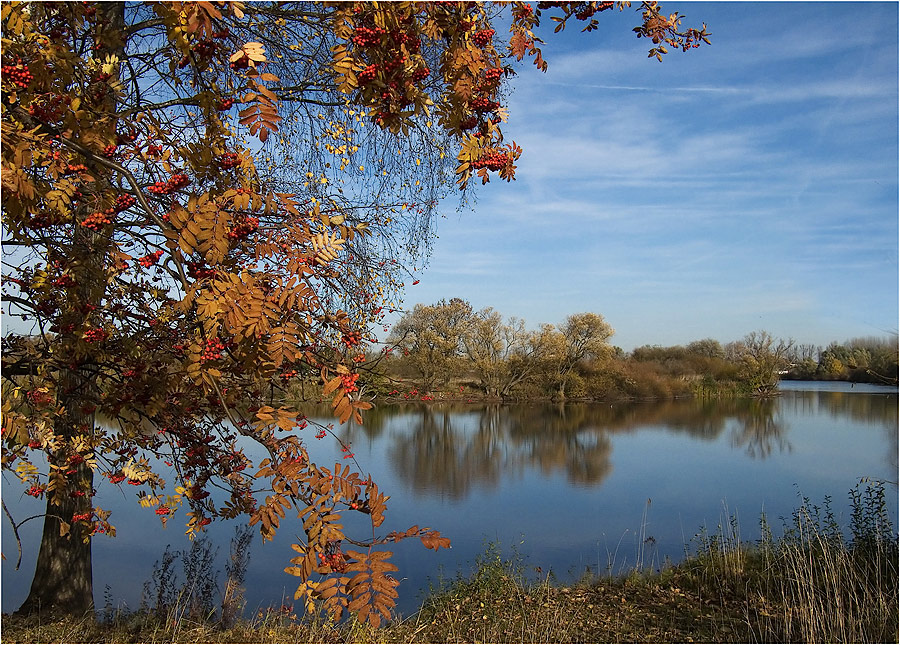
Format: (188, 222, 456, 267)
(2, 59, 33, 89)
(382, 54, 407, 75)
(217, 97, 233, 111)
(185, 445, 209, 468)
(28, 94, 68, 122)
(193, 39, 219, 58)
(358, 63, 378, 85)
(72, 512, 93, 523)
(48, 24, 70, 41)
(280, 369, 298, 381)
(147, 173, 190, 195)
(177, 39, 220, 69)
(187, 261, 216, 280)
(155, 505, 171, 516)
(82, 210, 112, 231)
(352, 25, 386, 47)
(317, 548, 348, 573)
(63, 163, 88, 175)
(83, 327, 108, 344)
(25, 485, 44, 498)
(114, 194, 136, 212)
(80, 193, 134, 230)
(189, 485, 209, 500)
(681, 27, 706, 51)
(341, 331, 362, 348)
(51, 274, 75, 288)
(107, 472, 126, 484)
(228, 215, 258, 240)
(459, 116, 479, 130)
(411, 65, 430, 82)
(218, 152, 241, 170)
(102, 144, 117, 157)
(27, 389, 52, 407)
(137, 250, 164, 268)
(473, 28, 495, 47)
(470, 96, 500, 113)
(483, 67, 503, 84)
(472, 151, 508, 171)
(201, 337, 225, 362)
(340, 372, 359, 393)
(576, 2, 613, 20)
(229, 53, 250, 71)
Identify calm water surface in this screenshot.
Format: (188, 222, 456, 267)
(2, 381, 896, 616)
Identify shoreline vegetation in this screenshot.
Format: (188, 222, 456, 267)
(3, 481, 897, 644)
(344, 303, 900, 404)
(371, 375, 899, 406)
(281, 325, 899, 407)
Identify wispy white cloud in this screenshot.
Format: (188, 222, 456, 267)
(404, 3, 899, 350)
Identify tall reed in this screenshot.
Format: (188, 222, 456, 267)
(750, 481, 898, 643)
(685, 480, 898, 643)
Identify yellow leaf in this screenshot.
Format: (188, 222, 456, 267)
(323, 376, 342, 396)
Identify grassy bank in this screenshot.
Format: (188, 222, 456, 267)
(3, 483, 897, 643)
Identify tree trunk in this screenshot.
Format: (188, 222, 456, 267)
(19, 339, 98, 616)
(554, 380, 566, 401)
(16, 1, 125, 617)
(17, 461, 94, 616)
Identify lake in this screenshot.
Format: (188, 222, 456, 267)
(2, 381, 897, 617)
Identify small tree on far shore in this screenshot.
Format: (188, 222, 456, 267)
(732, 331, 794, 395)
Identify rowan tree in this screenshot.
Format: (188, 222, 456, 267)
(1, 0, 709, 624)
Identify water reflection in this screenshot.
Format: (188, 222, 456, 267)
(390, 407, 503, 498)
(4, 385, 896, 617)
(334, 390, 897, 500)
(728, 398, 789, 459)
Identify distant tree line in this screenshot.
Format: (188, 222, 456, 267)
(355, 299, 899, 401)
(783, 336, 899, 385)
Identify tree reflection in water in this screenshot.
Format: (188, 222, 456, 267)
(391, 407, 504, 499)
(383, 398, 782, 497)
(321, 390, 897, 501)
(728, 398, 788, 459)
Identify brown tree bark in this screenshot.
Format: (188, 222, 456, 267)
(18, 355, 97, 615)
(16, 462, 95, 616)
(16, 1, 125, 617)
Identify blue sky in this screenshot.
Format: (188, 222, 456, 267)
(396, 1, 899, 351)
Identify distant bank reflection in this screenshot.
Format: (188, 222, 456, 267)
(331, 389, 896, 500)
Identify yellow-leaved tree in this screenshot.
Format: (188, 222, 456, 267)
(1, 0, 708, 624)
